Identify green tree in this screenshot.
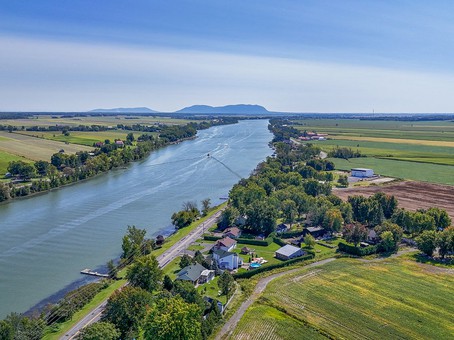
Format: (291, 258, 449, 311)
(426, 207, 451, 230)
(0, 320, 13, 340)
(416, 230, 437, 257)
(281, 199, 297, 226)
(126, 132, 135, 143)
(102, 286, 153, 339)
(106, 260, 118, 280)
(163, 274, 174, 291)
(34, 160, 50, 177)
(172, 210, 195, 229)
(217, 206, 239, 229)
(379, 231, 396, 253)
(343, 223, 367, 247)
(374, 221, 403, 251)
(143, 296, 202, 340)
(172, 280, 206, 314)
(337, 175, 349, 187)
(121, 225, 147, 261)
(126, 255, 162, 292)
(322, 208, 343, 233)
(304, 234, 316, 248)
(77, 322, 120, 340)
(437, 226, 454, 258)
(179, 254, 193, 269)
(201, 198, 211, 216)
(217, 271, 235, 300)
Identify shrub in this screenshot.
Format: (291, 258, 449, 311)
(338, 242, 377, 256)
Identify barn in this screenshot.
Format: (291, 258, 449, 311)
(351, 168, 374, 178)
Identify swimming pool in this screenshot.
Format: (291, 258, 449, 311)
(250, 262, 262, 268)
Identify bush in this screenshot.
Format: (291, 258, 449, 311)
(280, 230, 305, 239)
(338, 242, 377, 256)
(272, 237, 287, 247)
(233, 254, 314, 279)
(237, 237, 272, 246)
(203, 235, 222, 241)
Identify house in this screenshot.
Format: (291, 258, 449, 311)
(275, 244, 305, 261)
(223, 227, 242, 239)
(276, 223, 290, 233)
(214, 236, 237, 252)
(115, 140, 125, 147)
(240, 246, 252, 255)
(176, 263, 213, 286)
(212, 249, 243, 270)
(351, 168, 374, 178)
(303, 226, 325, 238)
(367, 229, 378, 244)
(94, 141, 104, 147)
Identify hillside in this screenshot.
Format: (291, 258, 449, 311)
(175, 104, 269, 114)
(90, 107, 158, 113)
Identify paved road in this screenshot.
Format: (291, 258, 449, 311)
(216, 258, 336, 340)
(62, 209, 224, 339)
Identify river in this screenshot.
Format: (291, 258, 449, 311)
(0, 119, 272, 318)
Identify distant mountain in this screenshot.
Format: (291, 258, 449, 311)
(90, 107, 158, 113)
(175, 104, 269, 114)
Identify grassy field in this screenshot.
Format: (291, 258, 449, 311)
(18, 130, 157, 147)
(0, 150, 33, 176)
(232, 257, 454, 339)
(330, 157, 454, 185)
(0, 131, 93, 161)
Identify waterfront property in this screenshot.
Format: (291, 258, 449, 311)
(212, 249, 243, 270)
(176, 263, 214, 286)
(275, 245, 305, 261)
(214, 236, 237, 252)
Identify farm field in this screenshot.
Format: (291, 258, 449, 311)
(0, 150, 33, 176)
(330, 157, 454, 185)
(231, 257, 454, 339)
(0, 115, 193, 127)
(333, 181, 454, 220)
(17, 130, 157, 147)
(0, 131, 93, 162)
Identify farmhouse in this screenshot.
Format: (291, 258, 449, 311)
(223, 227, 242, 239)
(214, 236, 237, 252)
(351, 168, 374, 178)
(176, 263, 214, 286)
(275, 244, 305, 261)
(212, 249, 243, 270)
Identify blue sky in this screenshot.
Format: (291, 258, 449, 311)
(1, 1, 453, 112)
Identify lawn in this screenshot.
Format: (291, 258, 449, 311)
(330, 157, 454, 185)
(231, 241, 283, 266)
(234, 257, 454, 339)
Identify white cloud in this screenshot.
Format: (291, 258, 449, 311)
(0, 35, 453, 112)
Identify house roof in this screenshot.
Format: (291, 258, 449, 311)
(216, 236, 237, 248)
(276, 244, 302, 257)
(306, 226, 324, 233)
(224, 227, 241, 237)
(176, 263, 206, 282)
(213, 249, 237, 259)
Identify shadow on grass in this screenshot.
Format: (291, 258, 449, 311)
(409, 253, 453, 267)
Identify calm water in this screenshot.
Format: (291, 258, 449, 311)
(0, 119, 272, 318)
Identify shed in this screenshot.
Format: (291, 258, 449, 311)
(275, 244, 305, 261)
(351, 168, 374, 178)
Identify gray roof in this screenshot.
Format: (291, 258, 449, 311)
(176, 263, 206, 282)
(213, 249, 237, 259)
(306, 226, 324, 233)
(276, 244, 302, 257)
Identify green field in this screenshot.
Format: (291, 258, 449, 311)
(0, 150, 33, 176)
(330, 157, 454, 185)
(232, 257, 454, 339)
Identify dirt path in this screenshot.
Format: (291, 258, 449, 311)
(215, 258, 336, 340)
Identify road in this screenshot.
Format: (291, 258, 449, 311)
(62, 209, 224, 339)
(215, 258, 336, 340)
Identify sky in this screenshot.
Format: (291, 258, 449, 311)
(1, 0, 454, 113)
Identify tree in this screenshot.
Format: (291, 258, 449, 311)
(245, 199, 278, 235)
(172, 280, 206, 314)
(337, 175, 349, 187)
(416, 230, 437, 257)
(322, 208, 344, 233)
(172, 210, 195, 229)
(34, 160, 50, 177)
(106, 260, 118, 280)
(281, 199, 297, 226)
(437, 226, 454, 258)
(77, 322, 120, 340)
(126, 255, 162, 292)
(121, 225, 147, 261)
(102, 286, 153, 339)
(304, 234, 316, 248)
(163, 274, 174, 291)
(7, 161, 35, 179)
(426, 207, 451, 230)
(201, 198, 211, 216)
(4, 313, 45, 340)
(179, 254, 193, 269)
(217, 206, 239, 229)
(379, 231, 395, 253)
(218, 271, 235, 300)
(143, 296, 202, 340)
(126, 132, 135, 143)
(374, 221, 403, 251)
(343, 223, 367, 247)
(0, 320, 13, 340)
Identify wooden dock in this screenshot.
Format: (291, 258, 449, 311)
(80, 268, 109, 278)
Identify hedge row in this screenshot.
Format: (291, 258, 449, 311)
(203, 235, 222, 241)
(233, 253, 315, 279)
(317, 241, 336, 249)
(273, 237, 288, 247)
(338, 242, 377, 256)
(203, 234, 273, 246)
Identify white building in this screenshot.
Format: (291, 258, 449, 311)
(351, 168, 374, 178)
(275, 244, 305, 261)
(212, 249, 243, 270)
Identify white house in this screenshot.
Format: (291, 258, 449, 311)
(212, 249, 243, 270)
(351, 168, 374, 178)
(214, 236, 237, 252)
(275, 244, 305, 261)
